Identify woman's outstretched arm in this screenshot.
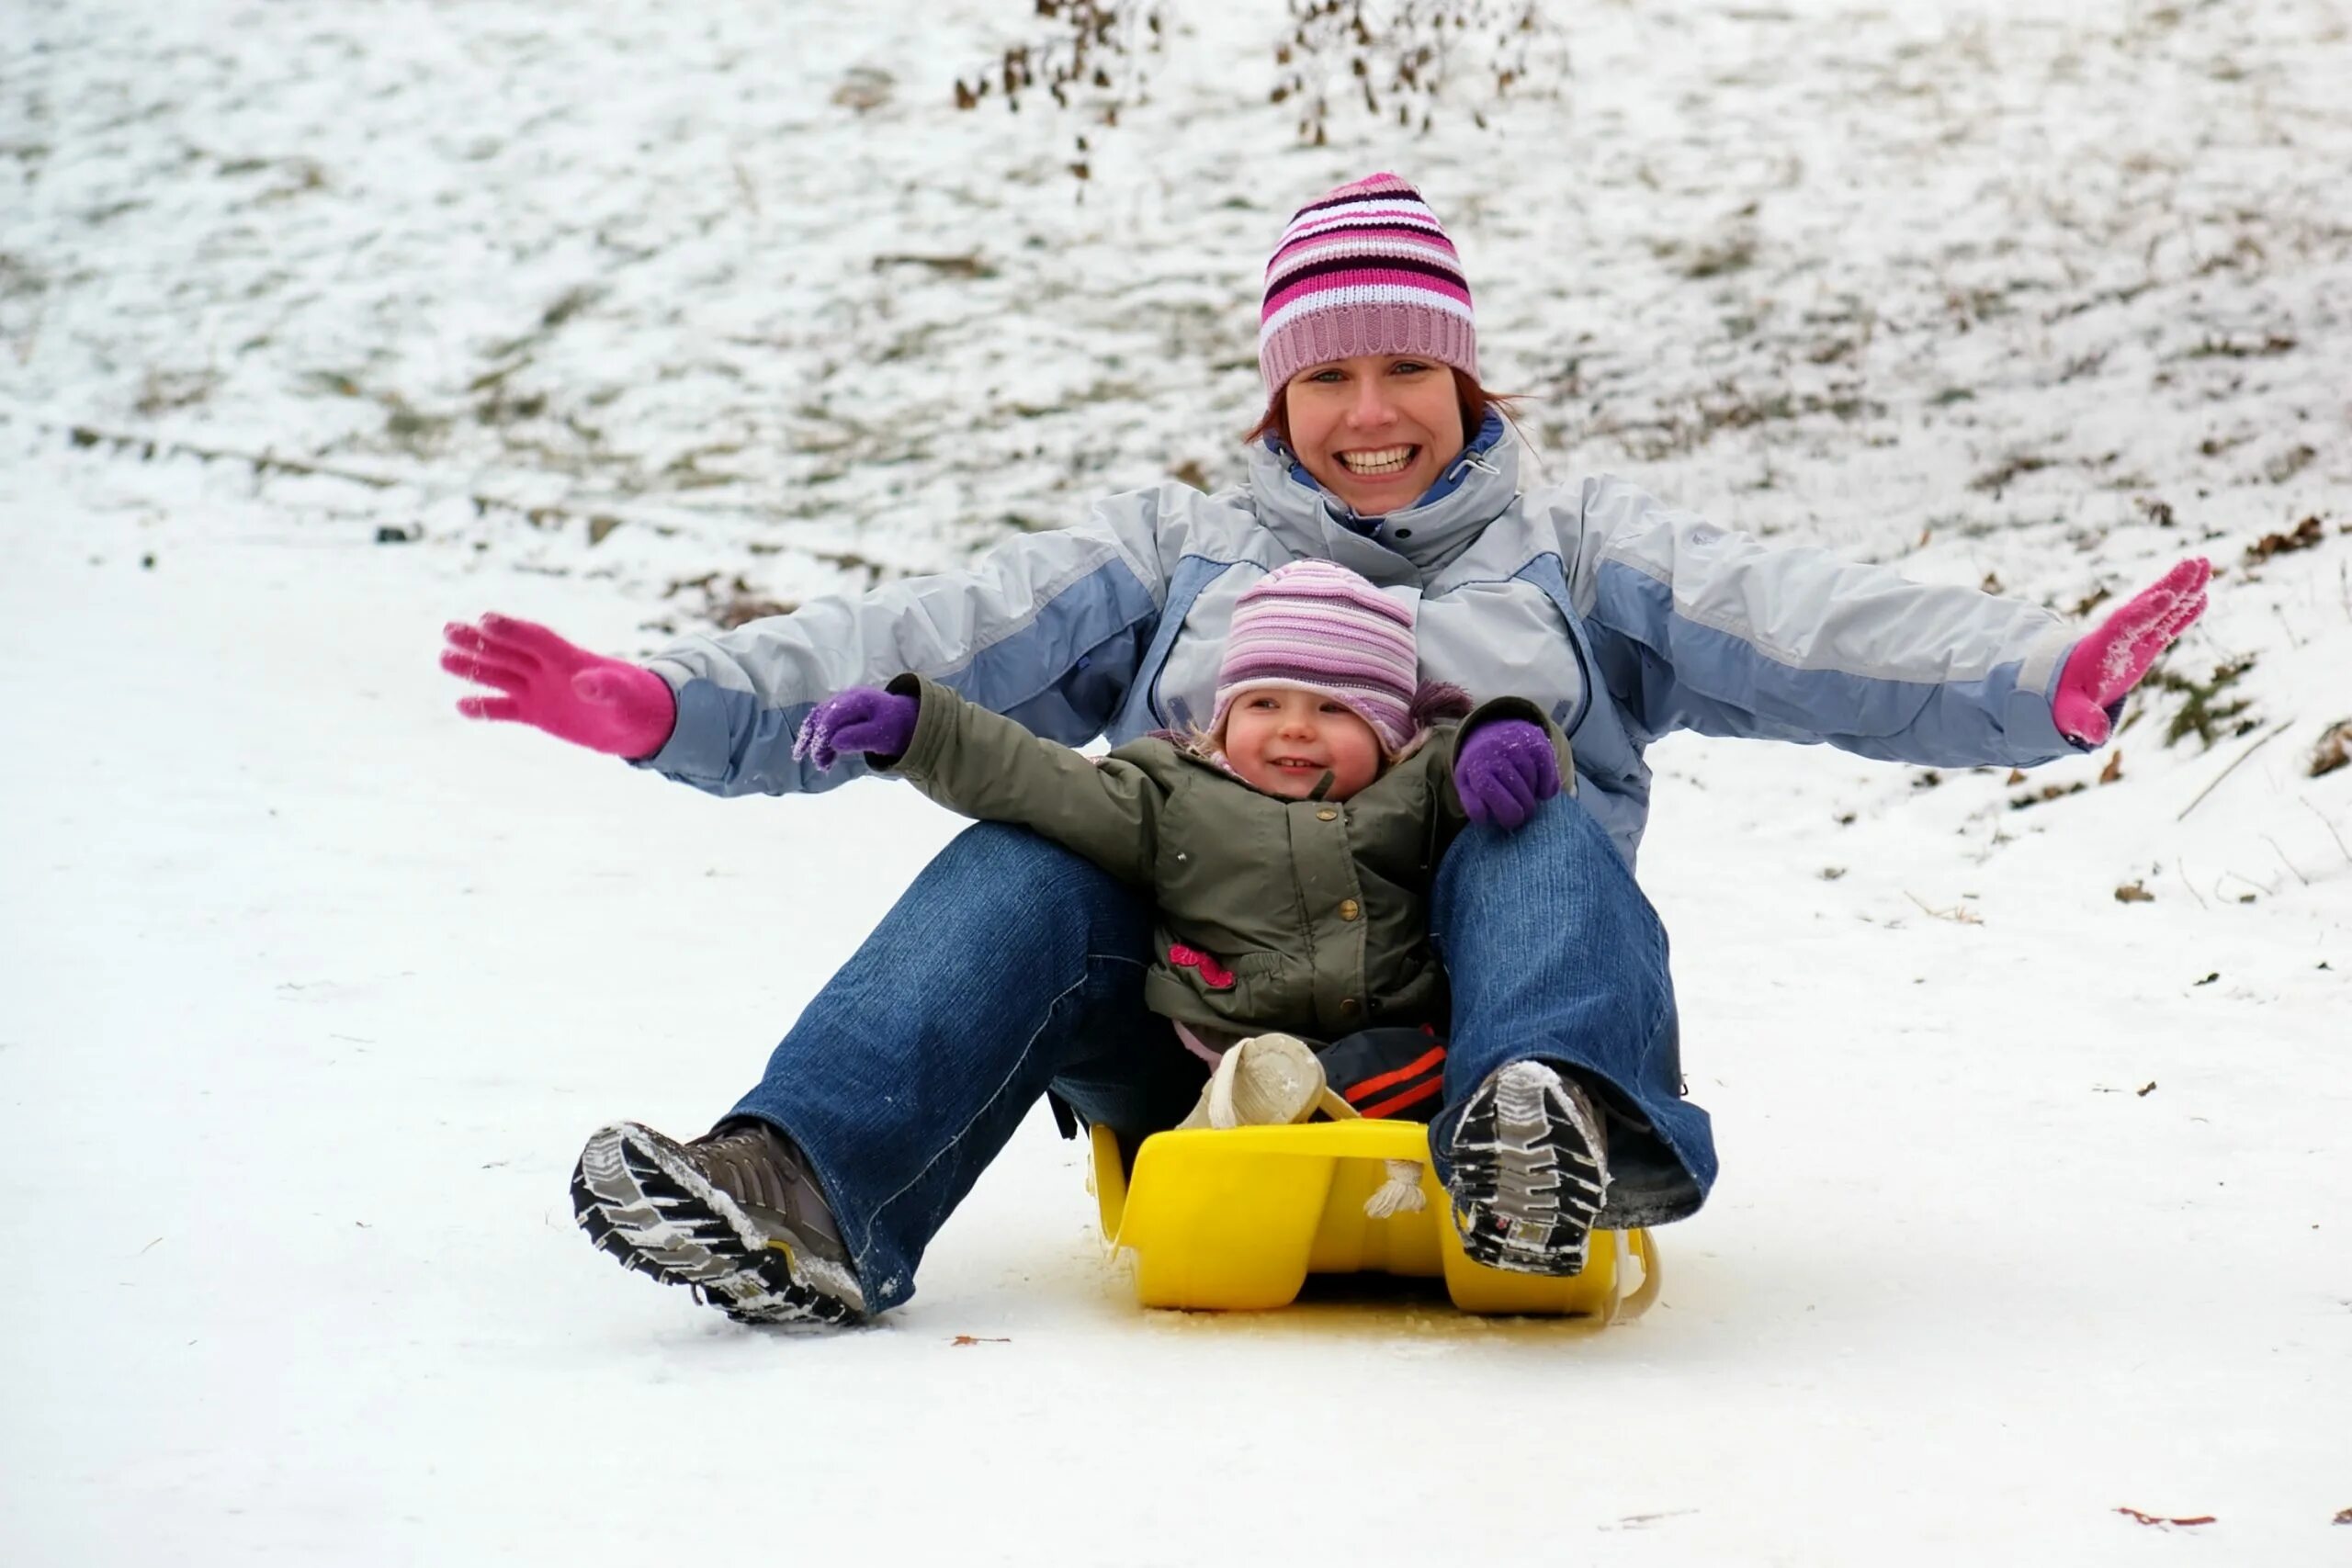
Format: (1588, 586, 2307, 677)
(442, 486, 1183, 794)
(1559, 476, 2204, 767)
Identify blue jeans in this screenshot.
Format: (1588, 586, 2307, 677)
(730, 797, 1714, 1314)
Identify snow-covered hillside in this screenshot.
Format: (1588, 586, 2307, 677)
(3, 1, 2346, 1562)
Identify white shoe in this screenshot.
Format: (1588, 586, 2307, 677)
(1178, 1033, 1340, 1130)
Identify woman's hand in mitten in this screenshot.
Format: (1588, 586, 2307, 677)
(794, 687, 919, 771)
(2052, 558, 2211, 747)
(441, 614, 678, 759)
(1454, 718, 1561, 830)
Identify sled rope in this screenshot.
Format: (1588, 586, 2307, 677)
(1364, 1157, 1428, 1218)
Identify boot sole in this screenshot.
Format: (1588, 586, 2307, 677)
(571, 1122, 863, 1325)
(1446, 1063, 1609, 1277)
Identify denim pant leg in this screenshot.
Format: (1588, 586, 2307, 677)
(727, 821, 1170, 1313)
(1427, 793, 1718, 1227)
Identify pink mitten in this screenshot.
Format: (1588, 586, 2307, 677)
(441, 614, 677, 760)
(2052, 558, 2211, 747)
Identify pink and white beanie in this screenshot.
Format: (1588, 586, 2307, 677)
(1209, 560, 1420, 753)
(1258, 172, 1477, 401)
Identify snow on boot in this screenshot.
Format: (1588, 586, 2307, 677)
(571, 1119, 865, 1325)
(1443, 1061, 1611, 1276)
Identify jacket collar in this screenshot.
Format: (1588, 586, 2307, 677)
(1244, 409, 1520, 585)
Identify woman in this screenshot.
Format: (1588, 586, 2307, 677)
(444, 173, 2207, 1325)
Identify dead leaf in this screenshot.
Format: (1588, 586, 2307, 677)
(2011, 781, 2088, 811)
(2115, 881, 2155, 903)
(2136, 1082, 2157, 1097)
(950, 1335, 1011, 1346)
(2116, 1506, 2215, 1528)
(2312, 720, 2352, 779)
(2194, 972, 2219, 987)
(2245, 515, 2324, 561)
(2098, 750, 2124, 784)
(2333, 1506, 2352, 1525)
(2006, 768, 2028, 785)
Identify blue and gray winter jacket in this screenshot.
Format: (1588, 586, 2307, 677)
(637, 413, 2084, 869)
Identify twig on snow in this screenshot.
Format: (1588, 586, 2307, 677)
(2260, 834, 2312, 886)
(1905, 892, 1984, 924)
(2303, 797, 2352, 866)
(2177, 718, 2296, 821)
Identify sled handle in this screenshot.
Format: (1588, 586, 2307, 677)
(1613, 1231, 1663, 1322)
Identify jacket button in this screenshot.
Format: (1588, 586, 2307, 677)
(1340, 998, 1360, 1014)
(1317, 807, 1338, 821)
(1338, 899, 1361, 920)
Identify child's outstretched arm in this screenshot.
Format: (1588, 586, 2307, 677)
(796, 677, 1168, 886)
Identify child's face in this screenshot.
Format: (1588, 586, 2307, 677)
(1221, 686, 1385, 801)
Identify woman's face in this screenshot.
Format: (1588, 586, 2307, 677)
(1220, 686, 1385, 801)
(1282, 355, 1466, 516)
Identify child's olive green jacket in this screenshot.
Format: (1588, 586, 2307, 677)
(876, 673, 1572, 1043)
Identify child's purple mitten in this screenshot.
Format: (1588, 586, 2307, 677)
(794, 687, 919, 771)
(2052, 558, 2211, 747)
(1454, 718, 1560, 830)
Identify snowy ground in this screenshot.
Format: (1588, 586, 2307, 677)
(4, 0, 2349, 1562)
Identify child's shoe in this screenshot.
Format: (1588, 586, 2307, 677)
(1177, 1032, 1341, 1129)
(571, 1119, 865, 1324)
(1443, 1060, 1611, 1275)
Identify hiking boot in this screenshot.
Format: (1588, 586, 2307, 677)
(1444, 1060, 1611, 1276)
(571, 1119, 865, 1325)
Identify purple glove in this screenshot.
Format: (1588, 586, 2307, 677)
(1454, 718, 1560, 830)
(794, 686, 919, 771)
(2052, 558, 2211, 746)
(442, 613, 677, 760)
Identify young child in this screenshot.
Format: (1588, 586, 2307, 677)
(794, 558, 1584, 1220)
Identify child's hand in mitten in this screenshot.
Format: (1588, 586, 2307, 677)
(442, 614, 677, 759)
(1454, 718, 1561, 830)
(2052, 558, 2211, 747)
(794, 687, 919, 771)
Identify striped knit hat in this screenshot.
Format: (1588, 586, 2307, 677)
(1210, 560, 1419, 753)
(1259, 172, 1476, 401)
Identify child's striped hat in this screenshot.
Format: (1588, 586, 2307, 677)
(1211, 559, 1420, 753)
(1258, 172, 1476, 400)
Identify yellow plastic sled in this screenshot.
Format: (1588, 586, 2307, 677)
(1088, 1119, 1659, 1319)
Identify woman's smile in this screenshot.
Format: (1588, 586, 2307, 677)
(1283, 355, 1464, 514)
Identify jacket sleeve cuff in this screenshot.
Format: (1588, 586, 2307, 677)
(628, 663, 737, 782)
(883, 672, 957, 779)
